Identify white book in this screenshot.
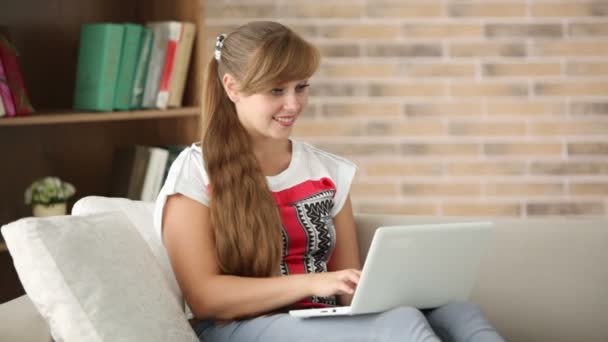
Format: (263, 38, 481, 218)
(142, 22, 177, 109)
(140, 147, 169, 201)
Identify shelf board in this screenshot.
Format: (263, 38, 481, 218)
(0, 106, 200, 127)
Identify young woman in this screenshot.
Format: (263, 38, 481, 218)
(155, 21, 505, 342)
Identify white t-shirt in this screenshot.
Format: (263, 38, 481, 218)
(153, 139, 358, 315)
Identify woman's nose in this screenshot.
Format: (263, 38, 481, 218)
(284, 94, 302, 113)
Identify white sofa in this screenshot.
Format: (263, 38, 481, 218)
(1, 196, 607, 341)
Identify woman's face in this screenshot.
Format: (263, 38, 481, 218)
(233, 79, 310, 141)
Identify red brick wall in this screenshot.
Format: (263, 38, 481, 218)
(204, 0, 608, 217)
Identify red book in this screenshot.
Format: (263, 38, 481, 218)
(0, 54, 16, 116)
(156, 22, 182, 109)
(0, 31, 34, 115)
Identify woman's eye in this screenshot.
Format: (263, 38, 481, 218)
(296, 84, 310, 92)
(271, 88, 284, 95)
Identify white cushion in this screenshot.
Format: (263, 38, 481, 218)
(71, 196, 191, 318)
(1, 212, 198, 342)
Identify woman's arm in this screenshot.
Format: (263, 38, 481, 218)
(327, 196, 362, 306)
(162, 194, 359, 320)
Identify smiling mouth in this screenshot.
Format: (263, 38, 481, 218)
(272, 115, 296, 126)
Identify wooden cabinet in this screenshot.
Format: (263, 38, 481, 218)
(0, 0, 205, 300)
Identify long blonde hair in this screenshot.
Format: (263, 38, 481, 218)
(201, 21, 320, 277)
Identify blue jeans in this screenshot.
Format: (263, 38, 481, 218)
(193, 301, 505, 342)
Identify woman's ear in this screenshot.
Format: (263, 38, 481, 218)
(222, 74, 240, 103)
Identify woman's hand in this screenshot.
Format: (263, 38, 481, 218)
(308, 269, 361, 298)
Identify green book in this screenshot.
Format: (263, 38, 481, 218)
(73, 23, 124, 112)
(113, 23, 144, 110)
(130, 27, 153, 109)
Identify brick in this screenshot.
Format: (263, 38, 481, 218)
(449, 122, 526, 136)
(485, 24, 563, 38)
(529, 122, 608, 136)
(322, 103, 401, 118)
(309, 83, 368, 97)
(405, 102, 483, 117)
(366, 121, 445, 136)
(366, 3, 443, 18)
(450, 42, 526, 57)
(570, 102, 608, 115)
(364, 162, 443, 177)
(401, 143, 480, 156)
(350, 183, 399, 197)
(442, 202, 521, 216)
(566, 62, 608, 76)
(400, 63, 476, 78)
(280, 4, 363, 18)
(401, 183, 481, 197)
(206, 5, 277, 18)
(484, 143, 562, 156)
(369, 83, 445, 97)
(527, 202, 605, 216)
(531, 2, 608, 17)
(568, 143, 608, 156)
(293, 120, 360, 136)
(365, 44, 442, 58)
(321, 63, 397, 78)
(450, 82, 528, 97)
(569, 183, 608, 195)
(319, 24, 400, 39)
(533, 42, 608, 57)
(484, 182, 564, 196)
(535, 82, 608, 96)
(448, 162, 526, 176)
(530, 162, 608, 175)
(486, 101, 566, 117)
(569, 23, 608, 36)
(317, 43, 360, 57)
(448, 3, 526, 17)
(318, 143, 400, 156)
(483, 62, 561, 77)
(402, 24, 483, 39)
(354, 202, 437, 215)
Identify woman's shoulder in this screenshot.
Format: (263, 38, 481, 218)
(296, 140, 356, 169)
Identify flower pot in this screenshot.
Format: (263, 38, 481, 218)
(32, 203, 67, 217)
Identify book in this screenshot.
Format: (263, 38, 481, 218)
(73, 23, 124, 112)
(130, 27, 153, 109)
(160, 144, 187, 185)
(109, 145, 151, 200)
(0, 29, 34, 115)
(140, 147, 169, 202)
(142, 21, 181, 109)
(168, 22, 196, 108)
(113, 23, 144, 110)
(0, 54, 15, 117)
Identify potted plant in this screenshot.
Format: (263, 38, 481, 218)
(24, 177, 76, 217)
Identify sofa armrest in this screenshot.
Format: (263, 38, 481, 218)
(0, 295, 52, 342)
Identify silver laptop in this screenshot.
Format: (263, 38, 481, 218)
(289, 221, 494, 318)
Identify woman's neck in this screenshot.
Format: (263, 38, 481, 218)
(252, 138, 292, 177)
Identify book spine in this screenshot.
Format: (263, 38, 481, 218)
(0, 33, 33, 115)
(73, 23, 124, 112)
(130, 28, 153, 109)
(0, 55, 16, 116)
(168, 22, 196, 108)
(113, 24, 143, 110)
(142, 23, 169, 108)
(155, 22, 182, 110)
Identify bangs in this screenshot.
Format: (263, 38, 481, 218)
(240, 32, 320, 94)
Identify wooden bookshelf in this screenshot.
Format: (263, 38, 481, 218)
(0, 242, 6, 253)
(0, 0, 205, 228)
(0, 107, 200, 127)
